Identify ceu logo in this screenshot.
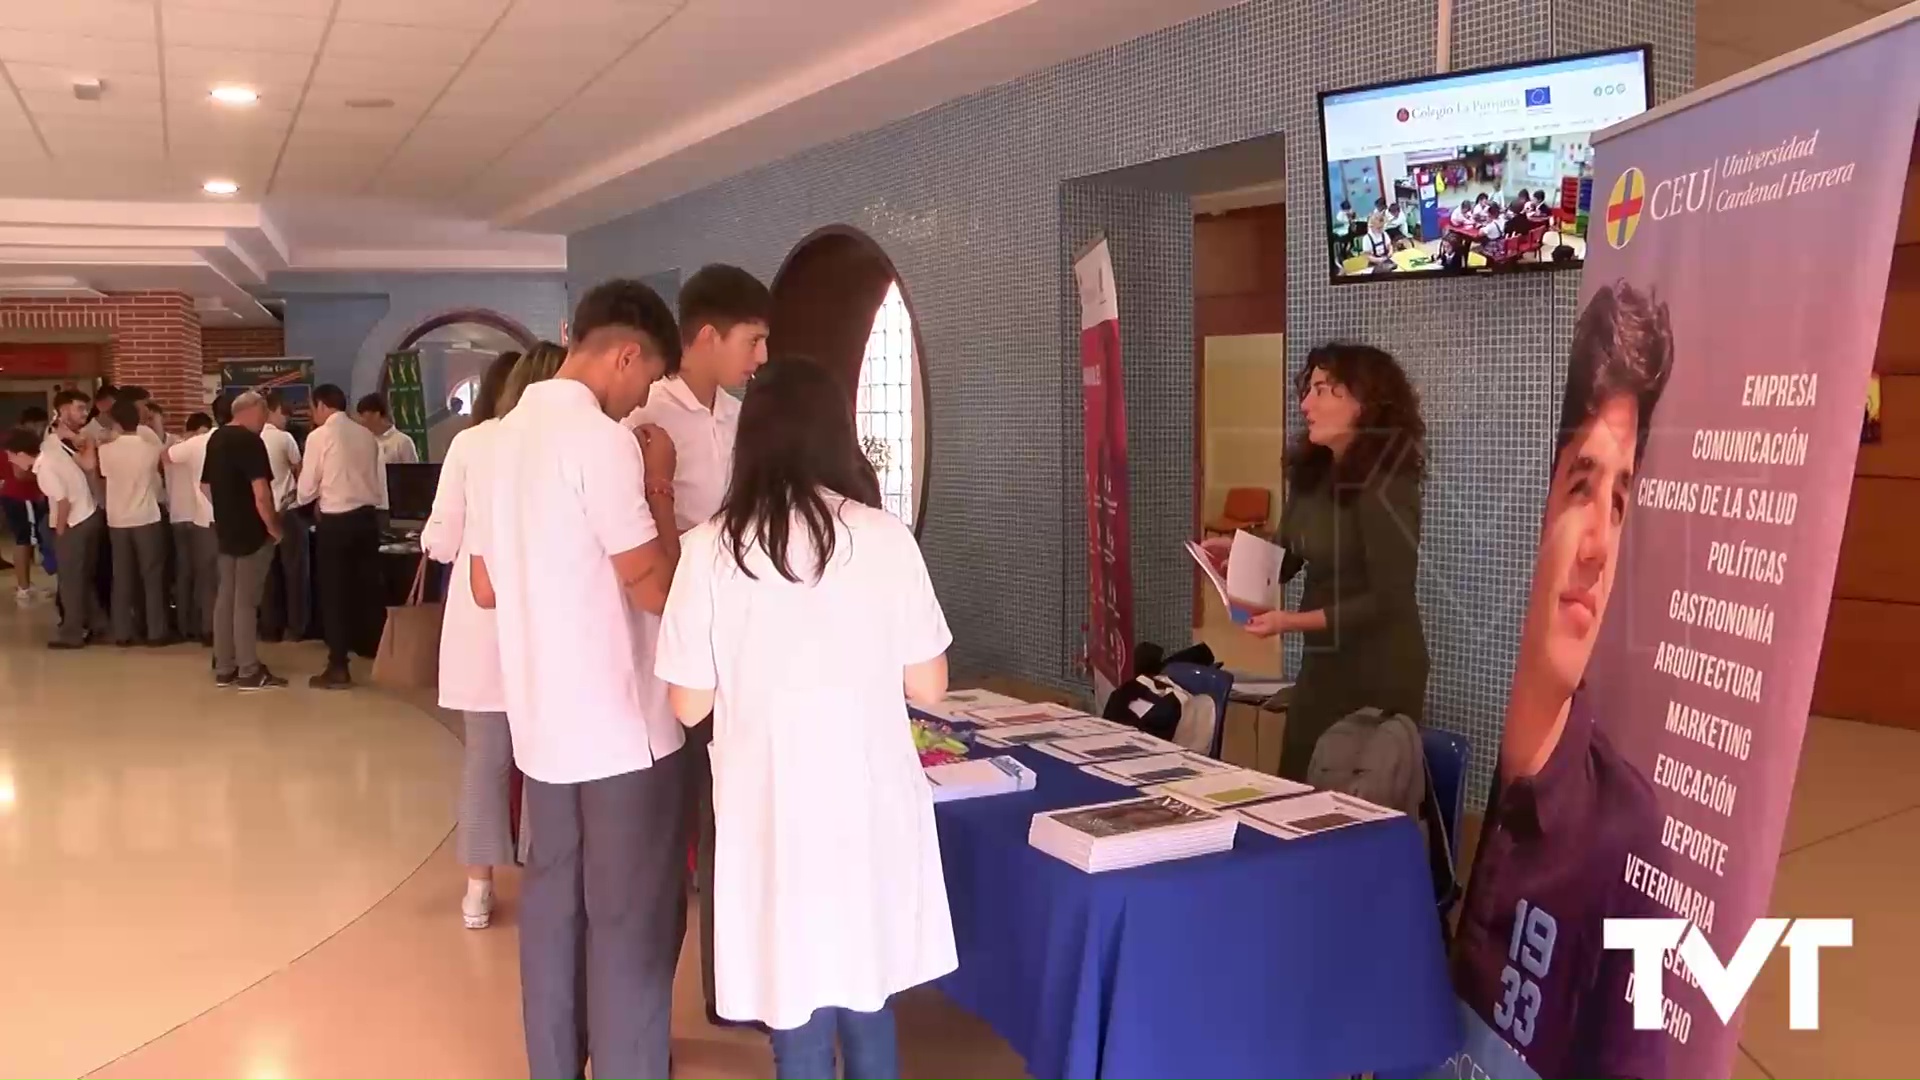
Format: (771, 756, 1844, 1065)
(1395, 107, 1410, 122)
(1605, 167, 1647, 249)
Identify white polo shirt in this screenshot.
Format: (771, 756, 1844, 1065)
(97, 431, 164, 528)
(262, 422, 302, 510)
(621, 376, 741, 532)
(474, 378, 683, 784)
(164, 432, 215, 527)
(375, 425, 420, 465)
(33, 435, 97, 527)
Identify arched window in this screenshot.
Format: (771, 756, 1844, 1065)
(857, 282, 916, 526)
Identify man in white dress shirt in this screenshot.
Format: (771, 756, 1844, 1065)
(258, 390, 308, 642)
(621, 263, 769, 1027)
(8, 391, 107, 648)
(357, 393, 421, 465)
(469, 279, 684, 1080)
(297, 383, 386, 689)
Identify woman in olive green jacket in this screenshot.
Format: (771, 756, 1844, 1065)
(1205, 343, 1429, 779)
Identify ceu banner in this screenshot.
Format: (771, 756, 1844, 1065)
(1450, 17, 1920, 1080)
(220, 358, 314, 431)
(1074, 237, 1136, 699)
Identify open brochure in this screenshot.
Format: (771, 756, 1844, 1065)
(1233, 790, 1401, 840)
(964, 701, 1091, 727)
(975, 716, 1129, 748)
(917, 688, 1029, 725)
(1032, 730, 1186, 765)
(1081, 751, 1240, 787)
(1143, 768, 1312, 809)
(925, 755, 1038, 803)
(1184, 530, 1285, 624)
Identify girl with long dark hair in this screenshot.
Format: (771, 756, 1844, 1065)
(1205, 342, 1430, 779)
(656, 355, 955, 1080)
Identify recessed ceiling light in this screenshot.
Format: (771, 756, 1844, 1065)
(203, 179, 239, 196)
(210, 85, 259, 106)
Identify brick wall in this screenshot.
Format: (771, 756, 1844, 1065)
(200, 325, 286, 371)
(0, 292, 203, 418)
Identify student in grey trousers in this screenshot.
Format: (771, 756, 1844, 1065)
(52, 510, 108, 646)
(164, 413, 219, 641)
(98, 400, 173, 645)
(4, 423, 109, 649)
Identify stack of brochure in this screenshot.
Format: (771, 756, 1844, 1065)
(1029, 795, 1239, 872)
(963, 701, 1091, 726)
(924, 756, 1039, 803)
(1233, 790, 1400, 839)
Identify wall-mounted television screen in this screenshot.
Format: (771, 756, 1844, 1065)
(1318, 45, 1651, 283)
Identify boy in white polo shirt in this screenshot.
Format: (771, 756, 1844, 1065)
(621, 263, 770, 1027)
(470, 279, 685, 1080)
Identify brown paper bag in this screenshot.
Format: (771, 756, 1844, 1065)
(373, 556, 443, 691)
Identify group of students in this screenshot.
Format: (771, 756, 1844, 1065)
(0, 379, 420, 691)
(424, 266, 958, 1080)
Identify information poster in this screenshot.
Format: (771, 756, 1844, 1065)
(1448, 20, 1920, 1080)
(1074, 237, 1136, 699)
(383, 349, 430, 460)
(219, 357, 314, 433)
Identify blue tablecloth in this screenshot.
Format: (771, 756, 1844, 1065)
(931, 745, 1458, 1079)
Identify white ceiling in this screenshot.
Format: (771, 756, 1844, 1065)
(0, 0, 1909, 322)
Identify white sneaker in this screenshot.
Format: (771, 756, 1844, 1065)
(13, 587, 32, 605)
(462, 882, 494, 929)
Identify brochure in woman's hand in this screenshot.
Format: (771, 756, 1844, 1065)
(1184, 530, 1285, 624)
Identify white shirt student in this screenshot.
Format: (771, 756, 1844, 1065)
(96, 430, 164, 528)
(262, 421, 302, 510)
(472, 378, 683, 782)
(374, 425, 419, 465)
(164, 431, 215, 527)
(34, 434, 97, 528)
(621, 376, 740, 531)
(654, 357, 956, 1047)
(298, 410, 385, 513)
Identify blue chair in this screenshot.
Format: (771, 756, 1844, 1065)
(1421, 728, 1471, 921)
(1162, 662, 1234, 759)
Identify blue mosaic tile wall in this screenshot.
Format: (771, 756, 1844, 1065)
(567, 0, 1693, 807)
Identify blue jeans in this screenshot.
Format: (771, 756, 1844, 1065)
(768, 1004, 899, 1080)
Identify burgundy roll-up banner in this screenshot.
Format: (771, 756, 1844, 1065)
(1075, 237, 1136, 700)
(1448, 17, 1920, 1080)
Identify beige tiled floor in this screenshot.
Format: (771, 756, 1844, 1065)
(2, 597, 1915, 1079)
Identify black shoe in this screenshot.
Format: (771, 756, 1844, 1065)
(237, 667, 288, 692)
(112, 638, 135, 648)
(198, 634, 214, 647)
(258, 630, 285, 643)
(144, 635, 181, 648)
(47, 640, 85, 651)
(309, 666, 353, 691)
(214, 669, 238, 687)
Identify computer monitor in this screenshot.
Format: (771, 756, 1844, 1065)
(385, 463, 440, 525)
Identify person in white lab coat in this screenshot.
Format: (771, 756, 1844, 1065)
(420, 343, 561, 930)
(657, 355, 957, 1080)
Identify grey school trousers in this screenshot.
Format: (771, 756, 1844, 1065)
(521, 750, 688, 1080)
(52, 512, 108, 645)
(109, 521, 171, 643)
(171, 522, 217, 640)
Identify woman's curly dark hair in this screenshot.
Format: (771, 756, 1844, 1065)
(1285, 342, 1426, 503)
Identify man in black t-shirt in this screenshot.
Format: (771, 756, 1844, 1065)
(201, 391, 287, 691)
